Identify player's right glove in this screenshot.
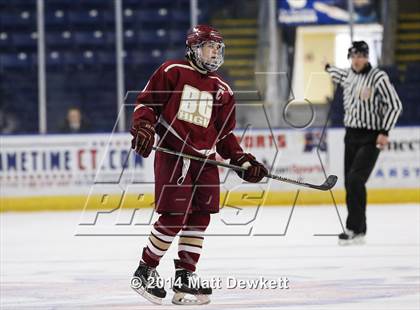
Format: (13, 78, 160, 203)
(130, 121, 155, 158)
(230, 153, 268, 183)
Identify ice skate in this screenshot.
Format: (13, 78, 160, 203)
(338, 229, 365, 245)
(131, 261, 166, 305)
(171, 259, 212, 305)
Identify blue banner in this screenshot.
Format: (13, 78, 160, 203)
(278, 0, 377, 25)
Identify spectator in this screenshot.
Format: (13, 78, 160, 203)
(59, 107, 91, 133)
(0, 108, 19, 134)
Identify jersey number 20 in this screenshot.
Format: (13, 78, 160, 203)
(177, 84, 213, 128)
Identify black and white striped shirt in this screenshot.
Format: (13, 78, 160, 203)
(326, 63, 402, 134)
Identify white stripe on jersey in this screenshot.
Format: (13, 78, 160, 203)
(134, 103, 154, 112)
(164, 63, 196, 73)
(162, 63, 233, 95)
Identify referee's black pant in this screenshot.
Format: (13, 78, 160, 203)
(344, 128, 380, 234)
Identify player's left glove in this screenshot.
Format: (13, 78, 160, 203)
(230, 153, 268, 183)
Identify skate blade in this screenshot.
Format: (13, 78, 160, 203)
(338, 236, 366, 246)
(131, 277, 163, 305)
(172, 292, 210, 305)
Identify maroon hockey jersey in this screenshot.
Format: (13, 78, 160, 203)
(132, 60, 242, 159)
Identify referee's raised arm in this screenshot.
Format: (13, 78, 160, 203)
(325, 64, 348, 86)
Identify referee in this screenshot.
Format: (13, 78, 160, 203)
(325, 41, 402, 245)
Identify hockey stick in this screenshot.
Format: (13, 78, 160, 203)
(152, 146, 337, 191)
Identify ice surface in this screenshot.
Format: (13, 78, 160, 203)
(1, 204, 419, 309)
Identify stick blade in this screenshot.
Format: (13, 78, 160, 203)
(317, 175, 338, 191)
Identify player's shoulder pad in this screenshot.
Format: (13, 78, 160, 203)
(160, 60, 195, 74)
(208, 72, 234, 96)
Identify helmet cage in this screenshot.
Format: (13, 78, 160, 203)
(188, 41, 225, 72)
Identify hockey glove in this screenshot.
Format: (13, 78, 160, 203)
(230, 153, 268, 183)
(130, 121, 155, 158)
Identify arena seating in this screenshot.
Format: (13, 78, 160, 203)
(0, 0, 417, 133)
(0, 0, 207, 133)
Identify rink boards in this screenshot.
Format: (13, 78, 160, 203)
(1, 127, 419, 211)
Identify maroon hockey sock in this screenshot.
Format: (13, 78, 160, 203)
(141, 214, 185, 268)
(176, 213, 211, 272)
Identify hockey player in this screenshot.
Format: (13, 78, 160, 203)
(130, 25, 268, 305)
